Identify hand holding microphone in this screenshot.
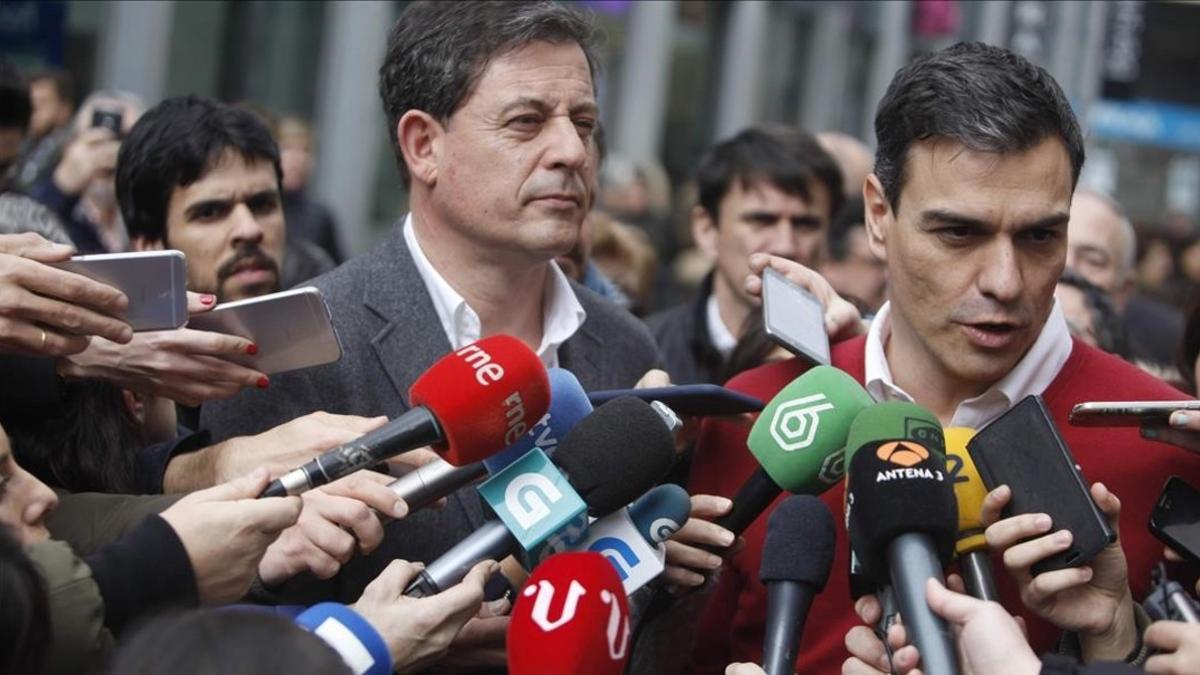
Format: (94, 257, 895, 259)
(261, 335, 550, 498)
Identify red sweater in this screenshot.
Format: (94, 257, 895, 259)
(686, 336, 1200, 674)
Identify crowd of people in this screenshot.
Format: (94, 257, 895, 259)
(3, 1, 1200, 674)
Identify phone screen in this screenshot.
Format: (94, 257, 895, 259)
(1153, 476, 1200, 564)
(762, 267, 830, 366)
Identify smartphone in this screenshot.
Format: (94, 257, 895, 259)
(1069, 401, 1200, 427)
(762, 267, 831, 366)
(967, 395, 1116, 575)
(187, 286, 342, 375)
(587, 384, 764, 417)
(91, 108, 123, 137)
(52, 250, 188, 331)
(1150, 476, 1200, 567)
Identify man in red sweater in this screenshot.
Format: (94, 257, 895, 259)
(681, 42, 1200, 674)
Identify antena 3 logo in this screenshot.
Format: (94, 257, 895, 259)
(770, 394, 836, 452)
(873, 440, 944, 483)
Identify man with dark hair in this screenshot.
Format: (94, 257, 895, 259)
(646, 125, 843, 384)
(117, 95, 284, 301)
(200, 4, 662, 654)
(683, 42, 1200, 673)
(12, 68, 74, 192)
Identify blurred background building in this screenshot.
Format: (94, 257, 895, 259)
(2, 0, 1199, 269)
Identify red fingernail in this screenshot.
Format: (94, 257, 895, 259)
(246, 343, 258, 355)
(201, 295, 216, 305)
(257, 376, 269, 389)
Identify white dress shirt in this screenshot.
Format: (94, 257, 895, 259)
(705, 294, 739, 359)
(403, 214, 587, 368)
(863, 299, 1073, 429)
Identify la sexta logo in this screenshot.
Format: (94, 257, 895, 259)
(600, 589, 630, 660)
(769, 393, 835, 452)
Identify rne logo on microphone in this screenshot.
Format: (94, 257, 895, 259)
(456, 343, 505, 386)
(875, 441, 930, 467)
(769, 394, 836, 452)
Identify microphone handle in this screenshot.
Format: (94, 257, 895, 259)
(260, 407, 442, 497)
(887, 533, 960, 675)
(762, 580, 815, 675)
(385, 460, 489, 516)
(705, 468, 782, 552)
(960, 550, 999, 602)
(404, 519, 517, 597)
(1168, 584, 1200, 623)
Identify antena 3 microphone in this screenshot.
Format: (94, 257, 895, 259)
(261, 335, 550, 498)
(714, 366, 872, 542)
(385, 367, 591, 513)
(508, 552, 631, 675)
(846, 402, 960, 675)
(761, 495, 836, 675)
(944, 427, 998, 602)
(404, 397, 677, 598)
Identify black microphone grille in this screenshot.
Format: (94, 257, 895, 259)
(760, 495, 837, 590)
(554, 396, 676, 516)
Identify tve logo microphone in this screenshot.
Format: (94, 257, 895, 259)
(477, 447, 587, 565)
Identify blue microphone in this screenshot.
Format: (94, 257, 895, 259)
(387, 368, 592, 512)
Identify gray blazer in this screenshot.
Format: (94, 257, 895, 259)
(200, 220, 662, 600)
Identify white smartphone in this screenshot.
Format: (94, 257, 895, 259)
(52, 250, 188, 331)
(1069, 400, 1200, 427)
(762, 266, 831, 366)
(187, 286, 342, 375)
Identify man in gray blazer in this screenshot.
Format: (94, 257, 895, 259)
(199, 0, 662, 639)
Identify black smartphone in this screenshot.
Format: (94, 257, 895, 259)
(91, 108, 123, 137)
(586, 384, 764, 417)
(967, 395, 1116, 576)
(1150, 476, 1200, 567)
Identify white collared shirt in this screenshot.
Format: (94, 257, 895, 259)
(403, 214, 587, 368)
(863, 299, 1073, 429)
(705, 294, 739, 359)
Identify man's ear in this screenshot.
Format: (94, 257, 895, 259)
(396, 110, 444, 187)
(121, 389, 146, 426)
(863, 174, 892, 264)
(691, 205, 719, 262)
(131, 236, 163, 252)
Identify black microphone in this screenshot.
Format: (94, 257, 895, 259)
(845, 404, 960, 675)
(760, 495, 836, 675)
(404, 397, 677, 597)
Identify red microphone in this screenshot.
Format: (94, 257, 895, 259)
(261, 335, 550, 497)
(508, 552, 631, 675)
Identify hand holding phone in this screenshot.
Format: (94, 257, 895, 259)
(762, 266, 831, 366)
(969, 395, 1115, 575)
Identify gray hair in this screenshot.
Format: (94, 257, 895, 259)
(0, 194, 72, 244)
(1075, 188, 1136, 281)
(378, 0, 599, 186)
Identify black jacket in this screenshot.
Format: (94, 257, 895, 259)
(644, 273, 725, 385)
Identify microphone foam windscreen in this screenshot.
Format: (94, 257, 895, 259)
(944, 427, 988, 554)
(747, 365, 874, 493)
(627, 483, 692, 544)
(484, 368, 593, 473)
(554, 397, 676, 517)
(409, 335, 550, 466)
(845, 437, 957, 581)
(845, 401, 944, 465)
(760, 495, 836, 590)
(508, 552, 630, 675)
